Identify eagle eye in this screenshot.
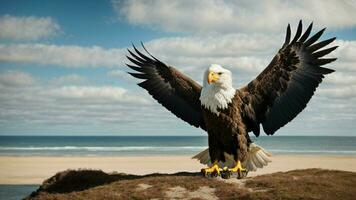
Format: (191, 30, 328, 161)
(218, 72, 223, 75)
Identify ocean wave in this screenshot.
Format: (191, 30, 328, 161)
(269, 149, 356, 154)
(0, 146, 207, 151)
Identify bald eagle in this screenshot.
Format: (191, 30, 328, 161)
(126, 21, 337, 178)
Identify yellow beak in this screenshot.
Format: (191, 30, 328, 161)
(208, 71, 219, 84)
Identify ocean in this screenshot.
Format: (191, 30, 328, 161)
(0, 135, 356, 157)
(0, 185, 38, 200)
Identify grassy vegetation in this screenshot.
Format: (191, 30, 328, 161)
(26, 168, 356, 200)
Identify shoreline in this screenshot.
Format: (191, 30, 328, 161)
(0, 155, 356, 184)
(0, 151, 356, 158)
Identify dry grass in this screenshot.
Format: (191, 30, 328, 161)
(26, 168, 356, 200)
(244, 168, 356, 200)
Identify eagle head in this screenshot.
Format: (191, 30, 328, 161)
(200, 64, 235, 115)
(203, 64, 233, 88)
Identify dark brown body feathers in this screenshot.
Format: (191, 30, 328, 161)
(202, 91, 250, 162)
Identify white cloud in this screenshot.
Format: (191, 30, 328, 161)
(0, 71, 148, 105)
(146, 34, 280, 57)
(0, 70, 37, 87)
(0, 44, 126, 68)
(114, 0, 356, 33)
(330, 40, 356, 72)
(50, 74, 88, 86)
(107, 69, 136, 82)
(0, 33, 276, 72)
(47, 86, 150, 104)
(0, 30, 352, 87)
(0, 72, 170, 134)
(0, 15, 60, 41)
(1, 33, 350, 87)
(319, 86, 356, 100)
(326, 72, 356, 85)
(1, 69, 354, 135)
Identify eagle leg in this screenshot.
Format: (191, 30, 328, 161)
(201, 160, 221, 176)
(228, 160, 246, 173)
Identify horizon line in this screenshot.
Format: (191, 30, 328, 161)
(0, 135, 355, 137)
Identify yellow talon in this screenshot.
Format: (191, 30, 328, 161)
(202, 161, 221, 175)
(228, 160, 246, 173)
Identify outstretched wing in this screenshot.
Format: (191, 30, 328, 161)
(240, 20, 337, 136)
(126, 44, 206, 130)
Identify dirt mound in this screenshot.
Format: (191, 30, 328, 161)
(26, 168, 356, 200)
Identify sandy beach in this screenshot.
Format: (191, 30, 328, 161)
(1, 155, 356, 184)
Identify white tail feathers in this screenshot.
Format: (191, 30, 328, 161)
(192, 143, 272, 172)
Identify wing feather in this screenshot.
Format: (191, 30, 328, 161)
(284, 24, 291, 46)
(290, 20, 302, 44)
(240, 21, 337, 135)
(308, 37, 336, 52)
(304, 28, 326, 46)
(299, 22, 313, 42)
(126, 44, 206, 130)
(312, 46, 338, 58)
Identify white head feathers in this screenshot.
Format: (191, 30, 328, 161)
(200, 64, 235, 115)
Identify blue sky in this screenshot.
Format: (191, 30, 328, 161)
(0, 0, 356, 136)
